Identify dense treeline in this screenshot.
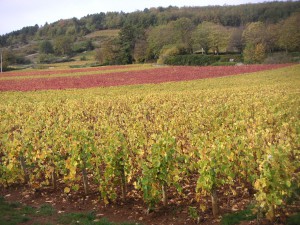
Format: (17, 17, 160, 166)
(1, 1, 299, 41)
(97, 12, 300, 65)
(0, 1, 299, 68)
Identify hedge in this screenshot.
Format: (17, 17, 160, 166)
(164, 55, 220, 66)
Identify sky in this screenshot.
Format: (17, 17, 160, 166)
(0, 0, 279, 35)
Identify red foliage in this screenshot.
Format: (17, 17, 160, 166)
(0, 64, 292, 92)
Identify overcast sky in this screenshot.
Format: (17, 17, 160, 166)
(0, 0, 279, 35)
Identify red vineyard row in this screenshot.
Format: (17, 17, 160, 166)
(0, 64, 292, 91)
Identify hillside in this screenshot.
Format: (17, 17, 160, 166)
(0, 1, 299, 71)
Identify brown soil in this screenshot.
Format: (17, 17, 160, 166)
(1, 182, 257, 225)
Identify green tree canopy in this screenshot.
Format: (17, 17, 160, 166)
(170, 18, 195, 51)
(39, 40, 54, 54)
(228, 27, 244, 53)
(192, 23, 211, 54)
(146, 24, 177, 59)
(192, 22, 231, 54)
(242, 22, 266, 46)
(53, 36, 73, 56)
(276, 13, 300, 52)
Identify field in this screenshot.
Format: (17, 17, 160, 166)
(0, 64, 292, 91)
(0, 64, 299, 225)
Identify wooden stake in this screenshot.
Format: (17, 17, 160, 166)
(211, 186, 219, 217)
(20, 156, 29, 184)
(162, 184, 167, 206)
(82, 160, 88, 195)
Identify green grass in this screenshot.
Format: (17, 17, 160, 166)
(58, 211, 139, 225)
(0, 197, 34, 225)
(221, 209, 256, 225)
(37, 204, 56, 216)
(58, 211, 99, 225)
(0, 197, 139, 225)
(211, 61, 236, 66)
(287, 213, 300, 225)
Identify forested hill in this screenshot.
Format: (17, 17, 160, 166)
(1, 1, 299, 45)
(0, 1, 299, 69)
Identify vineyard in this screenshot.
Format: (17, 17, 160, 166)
(0, 64, 299, 224)
(0, 64, 291, 91)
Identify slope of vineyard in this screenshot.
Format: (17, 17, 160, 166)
(0, 64, 291, 91)
(0, 64, 299, 224)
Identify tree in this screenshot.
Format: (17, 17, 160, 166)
(276, 13, 300, 52)
(133, 38, 148, 63)
(147, 24, 176, 59)
(39, 40, 54, 54)
(207, 22, 231, 54)
(118, 24, 139, 64)
(1, 49, 16, 71)
(242, 22, 266, 46)
(228, 27, 244, 53)
(95, 48, 105, 65)
(95, 38, 121, 65)
(1, 50, 9, 71)
(192, 23, 211, 54)
(170, 18, 195, 52)
(157, 45, 187, 64)
(54, 36, 73, 56)
(253, 43, 266, 62)
(265, 23, 280, 52)
(243, 43, 266, 63)
(242, 21, 268, 58)
(192, 22, 230, 54)
(147, 18, 194, 59)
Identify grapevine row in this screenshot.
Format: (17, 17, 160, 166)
(0, 87, 299, 221)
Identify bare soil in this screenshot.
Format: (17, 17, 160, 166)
(0, 181, 281, 225)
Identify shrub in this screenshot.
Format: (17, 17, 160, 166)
(264, 52, 293, 64)
(38, 54, 57, 63)
(219, 54, 243, 63)
(164, 54, 220, 66)
(39, 40, 54, 54)
(211, 62, 236, 66)
(73, 40, 94, 53)
(157, 45, 188, 65)
(15, 55, 31, 65)
(80, 56, 87, 61)
(243, 43, 266, 64)
(38, 54, 74, 64)
(157, 46, 180, 65)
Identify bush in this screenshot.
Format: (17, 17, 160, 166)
(219, 54, 243, 62)
(24, 46, 38, 55)
(38, 54, 57, 63)
(289, 52, 300, 57)
(264, 52, 300, 64)
(243, 43, 266, 64)
(38, 54, 75, 64)
(39, 40, 54, 54)
(69, 63, 103, 68)
(80, 56, 87, 61)
(157, 45, 189, 65)
(211, 62, 236, 66)
(73, 40, 94, 53)
(15, 55, 31, 65)
(264, 52, 293, 64)
(164, 54, 220, 66)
